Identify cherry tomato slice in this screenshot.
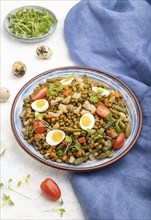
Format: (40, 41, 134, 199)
(96, 102, 111, 118)
(113, 132, 125, 149)
(40, 178, 61, 201)
(33, 120, 46, 134)
(31, 87, 48, 101)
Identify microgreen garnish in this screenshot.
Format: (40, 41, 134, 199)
(8, 178, 12, 183)
(90, 96, 98, 103)
(106, 113, 113, 121)
(48, 82, 63, 95)
(74, 143, 81, 150)
(0, 176, 31, 201)
(17, 174, 31, 187)
(17, 181, 22, 187)
(87, 128, 93, 135)
(41, 198, 65, 217)
(54, 84, 63, 92)
(0, 183, 4, 187)
(8, 7, 57, 38)
(56, 208, 65, 217)
(1, 194, 14, 208)
(65, 136, 72, 143)
(48, 91, 56, 96)
(35, 113, 46, 120)
(59, 198, 64, 206)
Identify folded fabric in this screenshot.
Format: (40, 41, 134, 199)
(64, 0, 151, 219)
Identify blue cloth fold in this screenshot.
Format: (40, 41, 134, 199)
(64, 0, 151, 219)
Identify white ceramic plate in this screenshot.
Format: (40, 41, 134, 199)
(11, 66, 142, 171)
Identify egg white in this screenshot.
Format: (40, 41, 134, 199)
(92, 87, 110, 96)
(31, 99, 49, 112)
(60, 77, 74, 85)
(80, 113, 95, 130)
(46, 130, 65, 146)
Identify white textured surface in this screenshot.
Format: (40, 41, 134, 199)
(0, 1, 85, 219)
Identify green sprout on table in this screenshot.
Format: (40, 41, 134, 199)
(0, 193, 14, 208)
(42, 198, 66, 217)
(0, 175, 31, 201)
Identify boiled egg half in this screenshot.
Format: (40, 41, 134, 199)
(92, 87, 110, 96)
(60, 76, 74, 85)
(31, 99, 49, 112)
(46, 130, 65, 146)
(80, 113, 95, 130)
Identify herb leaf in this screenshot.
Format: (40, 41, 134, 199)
(87, 128, 93, 135)
(74, 143, 81, 150)
(35, 113, 46, 120)
(1, 194, 14, 207)
(65, 136, 72, 143)
(90, 96, 98, 103)
(106, 113, 113, 121)
(59, 198, 64, 206)
(57, 208, 65, 217)
(54, 84, 63, 92)
(17, 181, 22, 187)
(0, 182, 4, 187)
(8, 178, 12, 183)
(8, 7, 57, 38)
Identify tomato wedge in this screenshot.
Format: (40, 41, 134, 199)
(96, 102, 111, 118)
(31, 87, 48, 101)
(33, 120, 46, 134)
(40, 178, 61, 201)
(113, 132, 125, 149)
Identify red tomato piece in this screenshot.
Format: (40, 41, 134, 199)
(96, 102, 111, 118)
(33, 120, 46, 134)
(31, 87, 48, 101)
(113, 132, 125, 149)
(40, 178, 61, 201)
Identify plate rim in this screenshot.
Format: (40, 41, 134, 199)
(4, 5, 58, 43)
(10, 66, 142, 172)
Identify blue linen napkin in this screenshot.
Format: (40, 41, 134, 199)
(64, 0, 151, 219)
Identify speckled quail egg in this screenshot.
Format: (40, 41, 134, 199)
(46, 130, 65, 146)
(80, 113, 95, 130)
(0, 87, 10, 102)
(31, 99, 49, 112)
(36, 45, 53, 59)
(12, 61, 27, 77)
(92, 86, 110, 96)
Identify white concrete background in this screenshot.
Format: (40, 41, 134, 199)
(1, 1, 85, 219)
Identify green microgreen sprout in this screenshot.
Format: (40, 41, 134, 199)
(65, 136, 72, 143)
(87, 128, 93, 136)
(0, 176, 31, 200)
(89, 96, 98, 103)
(74, 143, 81, 151)
(1, 194, 14, 208)
(35, 113, 46, 120)
(17, 174, 31, 186)
(41, 198, 65, 217)
(59, 198, 64, 206)
(106, 113, 113, 121)
(8, 7, 57, 38)
(56, 208, 65, 217)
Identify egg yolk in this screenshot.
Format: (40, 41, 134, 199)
(52, 132, 63, 142)
(36, 100, 46, 108)
(81, 116, 91, 127)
